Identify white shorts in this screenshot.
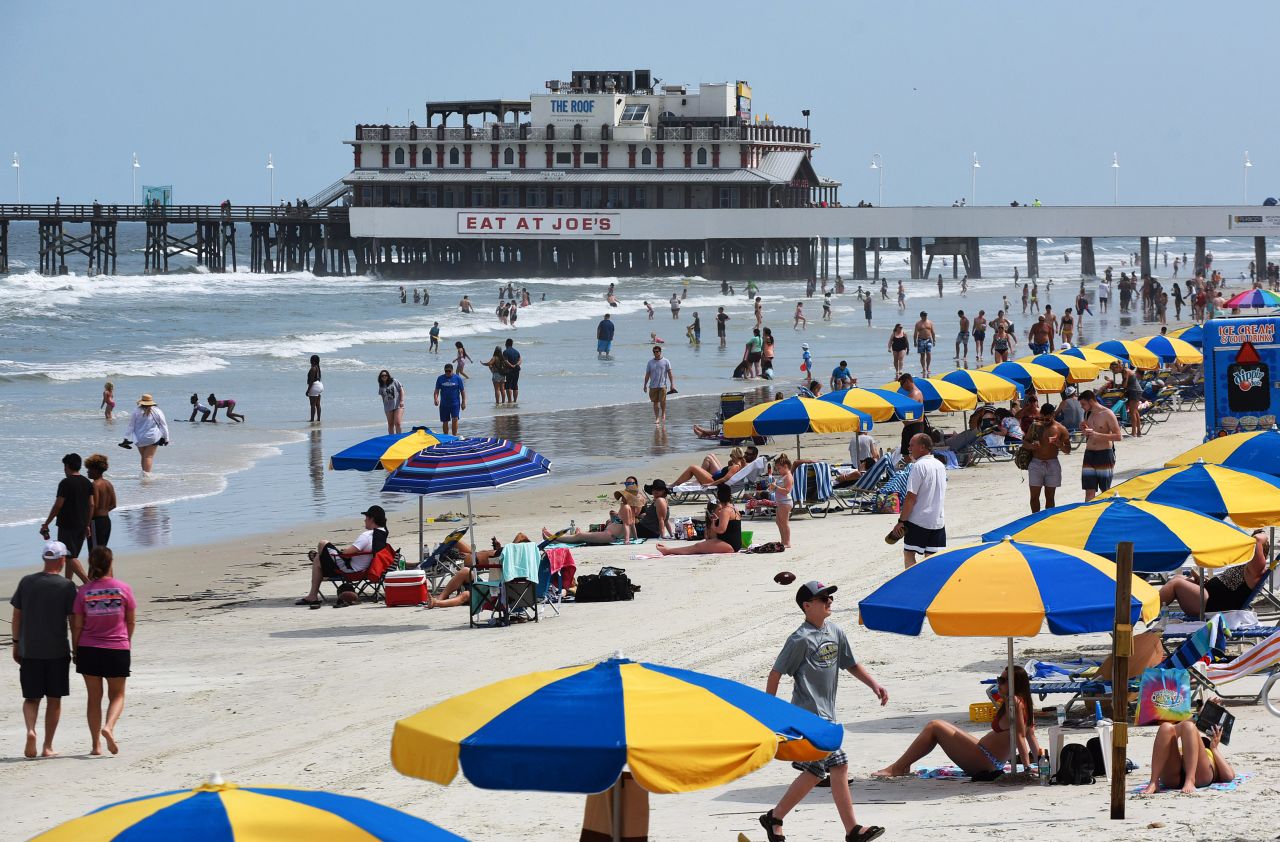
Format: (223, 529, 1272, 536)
(307, 381, 324, 397)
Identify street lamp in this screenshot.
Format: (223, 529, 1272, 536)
(801, 109, 810, 132)
(267, 153, 275, 206)
(10, 152, 19, 203)
(1111, 153, 1120, 206)
(1244, 151, 1253, 205)
(970, 152, 980, 205)
(131, 153, 140, 205)
(870, 154, 883, 206)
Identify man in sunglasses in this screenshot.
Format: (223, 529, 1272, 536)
(759, 581, 889, 842)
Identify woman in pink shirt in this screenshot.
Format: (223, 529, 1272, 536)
(72, 547, 136, 756)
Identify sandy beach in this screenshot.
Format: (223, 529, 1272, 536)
(4, 393, 1277, 840)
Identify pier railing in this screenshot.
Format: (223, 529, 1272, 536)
(0, 204, 350, 223)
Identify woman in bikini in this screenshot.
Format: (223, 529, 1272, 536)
(1142, 716, 1233, 794)
(101, 381, 116, 420)
(873, 666, 1040, 778)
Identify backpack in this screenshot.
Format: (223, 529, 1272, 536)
(1085, 736, 1107, 778)
(1054, 743, 1096, 785)
(575, 566, 637, 602)
(1014, 422, 1043, 471)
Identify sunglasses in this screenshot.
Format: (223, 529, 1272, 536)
(625, 481, 637, 486)
(808, 595, 834, 604)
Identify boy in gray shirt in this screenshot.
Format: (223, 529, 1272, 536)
(760, 581, 889, 842)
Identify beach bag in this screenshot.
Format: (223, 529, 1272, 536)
(874, 494, 900, 514)
(1086, 736, 1107, 777)
(1054, 744, 1095, 785)
(1014, 422, 1043, 471)
(575, 567, 636, 602)
(1136, 667, 1193, 725)
(744, 541, 785, 554)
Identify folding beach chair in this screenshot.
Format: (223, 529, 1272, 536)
(538, 548, 576, 617)
(1199, 629, 1280, 716)
(836, 455, 894, 512)
(418, 527, 469, 592)
(323, 535, 399, 603)
(789, 462, 838, 517)
(469, 541, 540, 628)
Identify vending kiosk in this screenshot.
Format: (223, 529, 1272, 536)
(1202, 316, 1280, 438)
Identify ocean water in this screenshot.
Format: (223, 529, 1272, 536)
(0, 222, 1262, 565)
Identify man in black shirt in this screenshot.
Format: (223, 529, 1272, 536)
(11, 541, 78, 757)
(39, 453, 93, 583)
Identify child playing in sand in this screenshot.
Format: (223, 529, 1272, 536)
(189, 393, 212, 422)
(101, 382, 115, 419)
(453, 341, 473, 378)
(207, 393, 245, 422)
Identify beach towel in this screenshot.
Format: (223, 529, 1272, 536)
(1131, 772, 1251, 794)
(542, 538, 646, 550)
(501, 542, 540, 582)
(544, 547, 577, 590)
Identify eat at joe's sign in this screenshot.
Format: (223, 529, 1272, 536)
(456, 212, 620, 236)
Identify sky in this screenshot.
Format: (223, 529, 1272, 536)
(3, 0, 1278, 207)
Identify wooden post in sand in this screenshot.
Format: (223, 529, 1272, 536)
(1110, 541, 1134, 819)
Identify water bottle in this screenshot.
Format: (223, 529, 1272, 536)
(1038, 750, 1050, 785)
(1094, 701, 1104, 724)
(569, 519, 576, 535)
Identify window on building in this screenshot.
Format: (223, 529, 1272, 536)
(607, 187, 627, 209)
(471, 187, 491, 207)
(552, 188, 571, 208)
(361, 186, 374, 205)
(442, 188, 458, 208)
(583, 151, 600, 166)
(503, 147, 515, 165)
(582, 187, 602, 209)
(696, 147, 708, 166)
(526, 187, 546, 207)
(640, 147, 653, 166)
(719, 187, 739, 209)
(394, 147, 405, 165)
(634, 187, 647, 207)
(555, 151, 572, 166)
(449, 147, 460, 165)
(422, 146, 432, 165)
(620, 104, 649, 122)
(498, 187, 518, 207)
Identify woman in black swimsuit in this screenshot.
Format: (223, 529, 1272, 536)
(1160, 531, 1269, 614)
(888, 324, 910, 377)
(657, 484, 742, 555)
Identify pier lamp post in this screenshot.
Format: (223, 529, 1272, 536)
(10, 152, 19, 203)
(870, 154, 883, 206)
(131, 153, 140, 205)
(1243, 151, 1252, 205)
(1111, 153, 1120, 206)
(267, 153, 275, 206)
(970, 152, 980, 205)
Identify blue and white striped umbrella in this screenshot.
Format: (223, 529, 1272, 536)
(382, 437, 550, 495)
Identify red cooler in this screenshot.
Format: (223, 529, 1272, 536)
(383, 569, 427, 606)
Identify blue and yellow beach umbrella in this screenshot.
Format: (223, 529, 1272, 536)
(1088, 339, 1160, 369)
(982, 498, 1256, 572)
(821, 387, 923, 422)
(1137, 334, 1203, 366)
(1100, 461, 1280, 528)
(859, 539, 1159, 637)
(1059, 345, 1123, 367)
(31, 778, 466, 841)
(940, 368, 1023, 401)
(878, 377, 977, 413)
(1016, 353, 1101, 384)
(1167, 429, 1280, 477)
(1167, 324, 1203, 349)
(391, 656, 843, 795)
(983, 361, 1066, 393)
(329, 426, 456, 471)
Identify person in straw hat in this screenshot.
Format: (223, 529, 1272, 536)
(118, 394, 170, 475)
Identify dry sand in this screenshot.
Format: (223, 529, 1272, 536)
(3, 388, 1279, 840)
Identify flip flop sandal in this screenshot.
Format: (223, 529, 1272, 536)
(294, 597, 322, 607)
(307, 550, 318, 562)
(847, 826, 885, 842)
(758, 810, 785, 842)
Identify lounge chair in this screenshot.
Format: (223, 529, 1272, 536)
(539, 547, 576, 616)
(835, 455, 894, 512)
(1199, 630, 1280, 716)
(470, 541, 540, 628)
(418, 527, 469, 592)
(324, 536, 400, 603)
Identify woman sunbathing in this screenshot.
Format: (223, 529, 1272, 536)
(657, 485, 742, 556)
(671, 447, 748, 487)
(1160, 531, 1269, 615)
(1141, 718, 1234, 794)
(873, 666, 1041, 779)
(542, 481, 671, 545)
(428, 533, 532, 608)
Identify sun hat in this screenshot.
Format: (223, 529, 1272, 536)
(137, 394, 157, 406)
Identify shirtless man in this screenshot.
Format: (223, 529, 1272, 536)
(1027, 316, 1052, 355)
(1078, 390, 1122, 501)
(459, 295, 475, 313)
(1025, 403, 1071, 513)
(1043, 305, 1058, 350)
(913, 311, 936, 377)
(972, 310, 988, 363)
(954, 310, 970, 365)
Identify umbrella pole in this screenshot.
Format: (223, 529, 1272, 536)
(1007, 637, 1017, 774)
(418, 497, 424, 568)
(612, 777, 622, 842)
(467, 492, 477, 572)
(1198, 565, 1205, 622)
(795, 434, 801, 459)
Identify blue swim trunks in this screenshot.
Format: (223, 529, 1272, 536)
(1030, 342, 1050, 355)
(917, 339, 935, 354)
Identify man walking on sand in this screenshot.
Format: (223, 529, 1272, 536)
(1079, 389, 1122, 501)
(643, 345, 675, 425)
(913, 311, 936, 377)
(888, 434, 946, 568)
(1026, 402, 1071, 513)
(11, 541, 78, 758)
(759, 580, 888, 842)
(39, 453, 92, 584)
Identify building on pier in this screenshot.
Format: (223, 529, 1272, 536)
(342, 69, 839, 279)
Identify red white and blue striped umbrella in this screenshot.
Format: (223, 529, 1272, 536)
(382, 437, 550, 496)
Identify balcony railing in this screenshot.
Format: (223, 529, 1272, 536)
(348, 124, 813, 144)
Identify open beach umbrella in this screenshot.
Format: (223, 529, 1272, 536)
(878, 377, 977, 413)
(1018, 353, 1101, 384)
(983, 361, 1067, 394)
(1167, 429, 1280, 477)
(821, 386, 923, 422)
(382, 437, 550, 568)
(392, 655, 843, 841)
(1224, 288, 1280, 310)
(1099, 461, 1280, 528)
(981, 498, 1256, 573)
(1059, 345, 1123, 367)
(329, 426, 458, 563)
(31, 776, 466, 841)
(721, 396, 871, 456)
(940, 368, 1023, 401)
(1167, 324, 1204, 349)
(1088, 340, 1160, 370)
(858, 538, 1159, 772)
(1137, 334, 1203, 366)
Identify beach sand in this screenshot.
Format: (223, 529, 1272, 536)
(3, 404, 1277, 840)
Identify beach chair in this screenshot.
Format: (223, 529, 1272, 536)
(323, 537, 399, 602)
(1198, 629, 1280, 716)
(836, 455, 894, 512)
(540, 548, 576, 616)
(418, 527, 469, 592)
(470, 541, 540, 628)
(790, 462, 838, 517)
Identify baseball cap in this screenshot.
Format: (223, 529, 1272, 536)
(42, 540, 69, 560)
(801, 342, 810, 350)
(795, 580, 838, 606)
(361, 505, 386, 520)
